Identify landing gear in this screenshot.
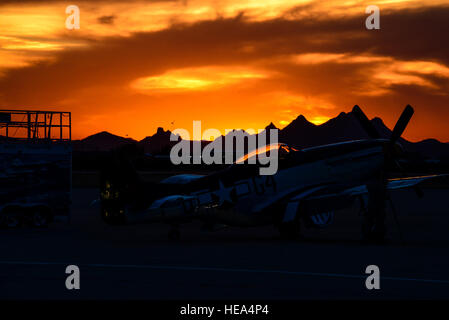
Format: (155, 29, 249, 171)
(361, 179, 387, 244)
(168, 226, 181, 241)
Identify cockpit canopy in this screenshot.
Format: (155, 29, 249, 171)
(235, 143, 299, 164)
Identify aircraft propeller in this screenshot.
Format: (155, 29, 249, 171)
(351, 104, 414, 145)
(389, 104, 414, 145)
(352, 105, 380, 139)
(351, 104, 414, 242)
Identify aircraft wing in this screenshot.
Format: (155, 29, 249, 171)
(340, 174, 449, 197)
(387, 174, 449, 189)
(252, 184, 332, 214)
(277, 174, 449, 223)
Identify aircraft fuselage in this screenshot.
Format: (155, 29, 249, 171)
(128, 139, 389, 228)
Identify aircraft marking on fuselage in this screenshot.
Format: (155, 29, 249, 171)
(191, 175, 277, 210)
(213, 180, 233, 205)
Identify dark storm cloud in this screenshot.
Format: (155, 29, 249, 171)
(2, 5, 449, 94)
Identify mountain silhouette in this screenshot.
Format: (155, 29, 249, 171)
(72, 131, 136, 152)
(139, 127, 180, 154)
(72, 111, 449, 159)
(406, 139, 449, 159)
(280, 115, 316, 147)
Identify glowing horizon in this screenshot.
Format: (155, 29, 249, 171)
(1, 0, 449, 142)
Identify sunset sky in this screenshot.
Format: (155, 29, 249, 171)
(1, 0, 449, 141)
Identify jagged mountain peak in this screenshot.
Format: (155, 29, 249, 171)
(73, 110, 449, 159)
(265, 122, 278, 130)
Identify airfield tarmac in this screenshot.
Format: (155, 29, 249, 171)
(0, 187, 448, 300)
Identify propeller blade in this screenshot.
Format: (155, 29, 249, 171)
(351, 105, 380, 139)
(390, 105, 414, 143)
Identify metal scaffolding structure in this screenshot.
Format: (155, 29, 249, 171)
(0, 109, 71, 142)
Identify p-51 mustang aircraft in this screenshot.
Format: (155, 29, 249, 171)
(99, 105, 448, 242)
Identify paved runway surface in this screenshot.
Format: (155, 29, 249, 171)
(0, 188, 448, 299)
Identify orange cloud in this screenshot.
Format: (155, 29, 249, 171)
(131, 66, 268, 93)
(1, 1, 449, 142)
